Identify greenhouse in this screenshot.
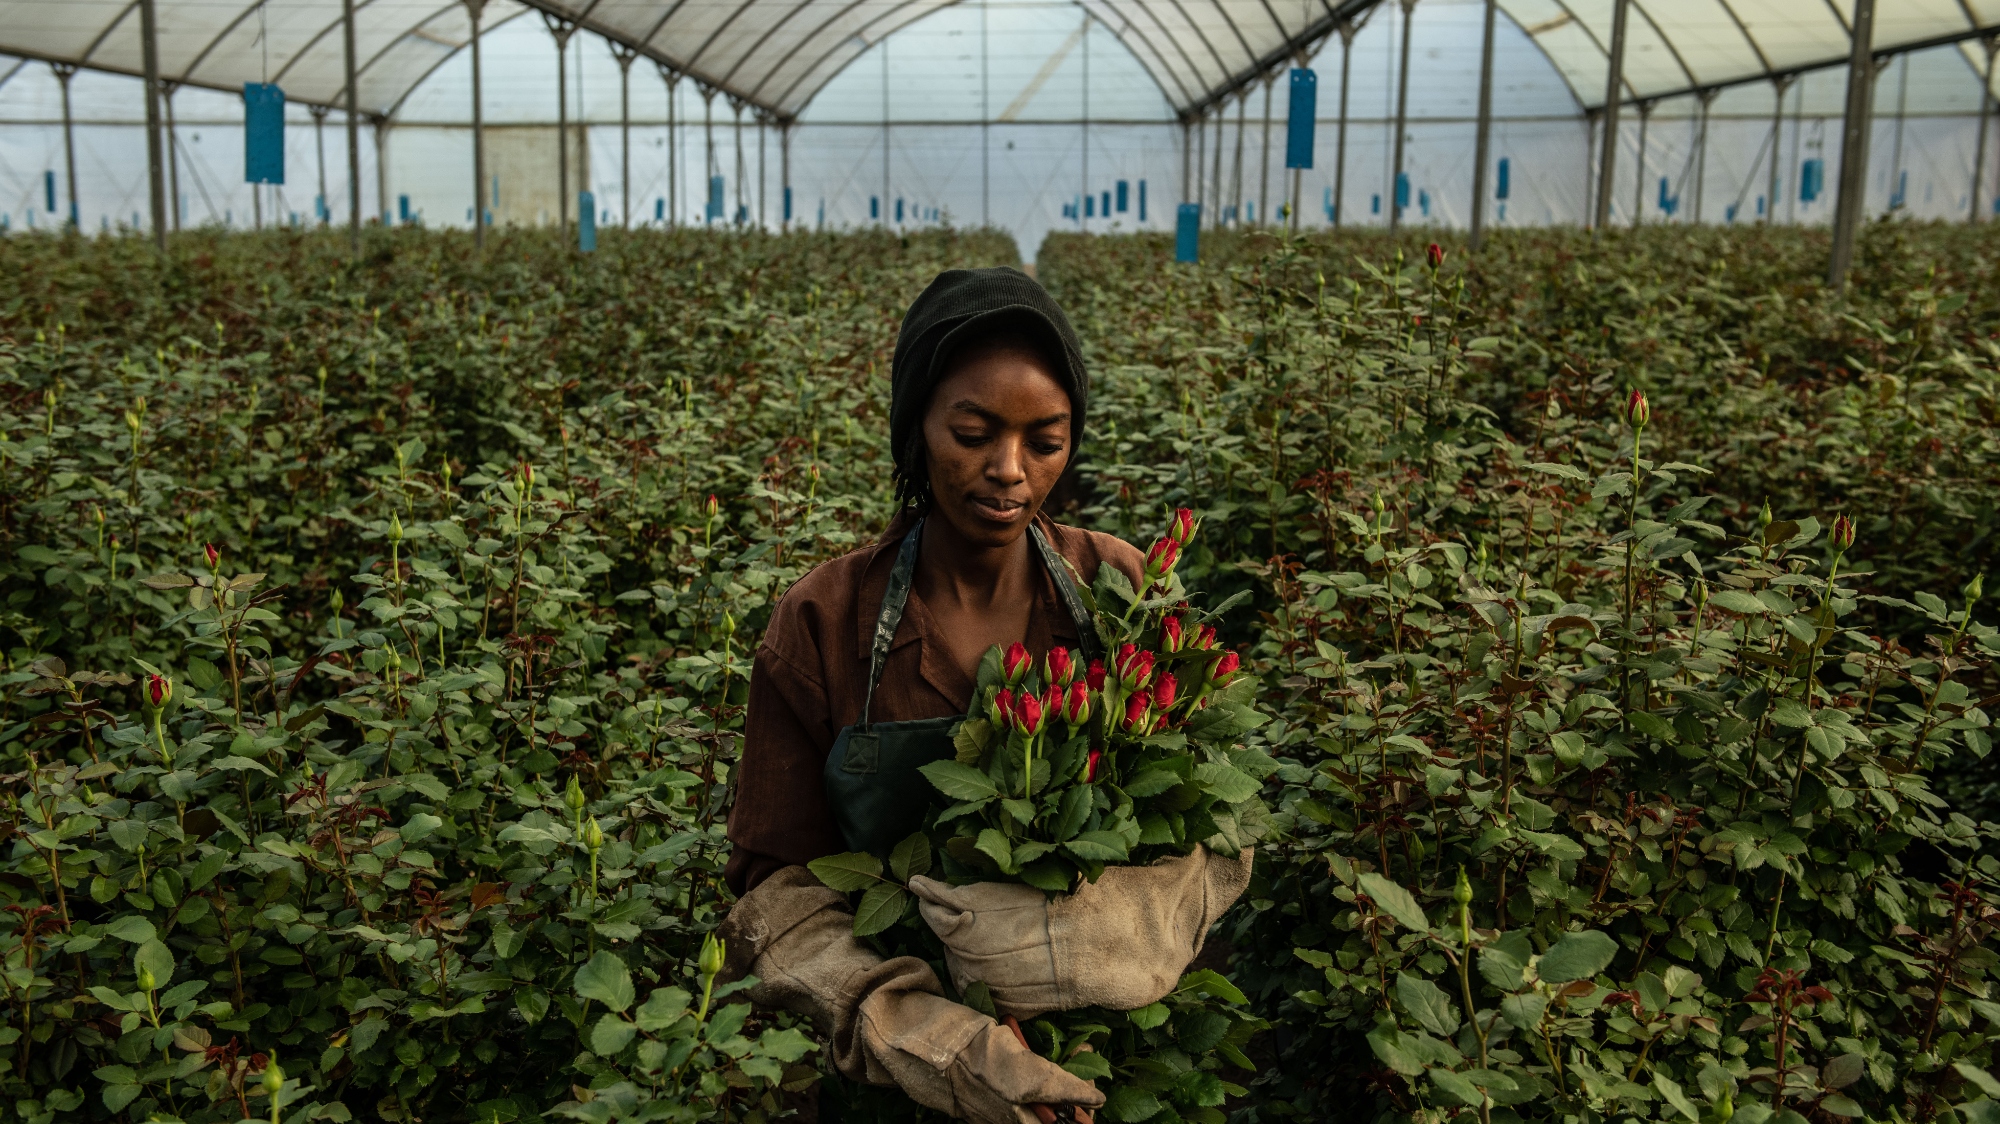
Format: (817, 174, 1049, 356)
(6, 1, 2000, 1123)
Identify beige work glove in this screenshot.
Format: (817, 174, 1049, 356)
(719, 866, 1104, 1124)
(908, 846, 1255, 1018)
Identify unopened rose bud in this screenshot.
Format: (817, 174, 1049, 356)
(1086, 660, 1107, 691)
(1044, 646, 1076, 685)
(262, 1054, 284, 1100)
(1085, 747, 1103, 782)
(1167, 507, 1197, 545)
(387, 515, 403, 544)
(1014, 691, 1046, 737)
(204, 542, 220, 570)
(1002, 642, 1033, 687)
(146, 673, 173, 709)
(1624, 389, 1650, 430)
(705, 494, 719, 518)
(1161, 615, 1186, 653)
(137, 964, 157, 992)
(330, 589, 344, 614)
(1453, 865, 1473, 906)
(1114, 644, 1154, 691)
(1427, 242, 1445, 270)
(1122, 690, 1153, 735)
(1210, 651, 1241, 686)
(1759, 501, 1773, 529)
(565, 774, 586, 816)
(1967, 573, 1986, 605)
(1060, 681, 1091, 726)
(1829, 514, 1855, 552)
(699, 932, 726, 978)
(1143, 537, 1180, 583)
(584, 817, 603, 851)
(1152, 671, 1179, 711)
(989, 687, 1015, 730)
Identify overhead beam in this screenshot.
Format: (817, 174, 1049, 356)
(1181, 0, 1378, 118)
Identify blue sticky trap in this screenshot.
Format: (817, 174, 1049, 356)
(870, 196, 879, 219)
(1396, 173, 1410, 209)
(1138, 180, 1146, 222)
(655, 198, 665, 221)
(783, 186, 792, 222)
(1496, 157, 1510, 200)
(1102, 191, 1110, 217)
(1175, 203, 1200, 262)
(707, 176, 725, 221)
(1116, 180, 1129, 212)
(895, 198, 904, 223)
(44, 170, 55, 213)
(398, 194, 411, 223)
(579, 191, 596, 251)
(1799, 159, 1823, 203)
(1372, 194, 1381, 215)
(243, 83, 285, 185)
(1085, 194, 1094, 218)
(1285, 69, 1316, 170)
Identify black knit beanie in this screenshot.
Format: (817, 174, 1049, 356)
(888, 267, 1088, 507)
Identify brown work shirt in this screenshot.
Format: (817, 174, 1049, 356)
(723, 512, 1145, 895)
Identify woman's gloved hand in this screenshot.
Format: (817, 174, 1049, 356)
(719, 866, 1103, 1124)
(907, 846, 1255, 1018)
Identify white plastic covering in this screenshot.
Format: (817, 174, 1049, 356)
(3, 0, 1998, 251)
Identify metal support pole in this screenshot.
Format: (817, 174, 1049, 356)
(1209, 106, 1224, 229)
(758, 114, 767, 229)
(1195, 110, 1206, 214)
(881, 39, 889, 225)
(468, 0, 487, 246)
(1692, 90, 1715, 223)
(781, 121, 792, 231)
(1081, 10, 1090, 230)
(1593, 0, 1629, 230)
(375, 117, 389, 223)
(1334, 22, 1354, 227)
(1388, 0, 1416, 234)
(344, 0, 361, 249)
(1632, 99, 1652, 226)
(140, 0, 167, 251)
(662, 69, 678, 227)
(1181, 118, 1192, 203)
(703, 89, 717, 223)
(981, 0, 990, 226)
(1469, 0, 1496, 248)
(1975, 39, 1998, 223)
(614, 43, 635, 229)
(1230, 93, 1246, 226)
(1887, 53, 1909, 212)
(1765, 75, 1793, 222)
(1258, 75, 1273, 226)
(1584, 108, 1598, 224)
(164, 84, 181, 231)
(311, 104, 329, 226)
(1828, 0, 1877, 290)
(52, 63, 79, 228)
(543, 14, 576, 235)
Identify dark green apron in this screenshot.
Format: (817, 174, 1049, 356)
(823, 519, 1102, 857)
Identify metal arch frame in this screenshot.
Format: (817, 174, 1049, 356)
(1201, 0, 1261, 84)
(715, 0, 845, 93)
(1182, 0, 1371, 116)
(763, 0, 955, 110)
(381, 5, 533, 117)
(0, 35, 358, 109)
(1117, 0, 1218, 112)
(1155, 0, 1238, 96)
(1077, 0, 1197, 107)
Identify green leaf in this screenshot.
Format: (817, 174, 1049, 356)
(974, 829, 1016, 872)
(573, 951, 635, 1013)
(919, 759, 1000, 801)
(589, 1013, 637, 1056)
(1063, 1050, 1113, 1081)
(633, 987, 692, 1032)
(1395, 972, 1458, 1037)
(757, 1026, 817, 1063)
(853, 883, 908, 937)
(1653, 1073, 1699, 1121)
(1356, 872, 1429, 932)
(1063, 830, 1130, 863)
(1537, 930, 1618, 983)
(1431, 1067, 1486, 1107)
(104, 916, 156, 943)
(400, 813, 443, 843)
(806, 852, 883, 892)
(1959, 1062, 2000, 1100)
(1103, 1087, 1162, 1122)
(1124, 769, 1182, 798)
(1499, 992, 1549, 1030)
(1178, 968, 1247, 1005)
(1128, 1002, 1169, 1029)
(134, 939, 175, 989)
(1192, 762, 1261, 804)
(888, 833, 932, 882)
(1478, 947, 1526, 992)
(1710, 590, 1769, 615)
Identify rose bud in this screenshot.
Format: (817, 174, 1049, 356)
(1194, 624, 1219, 651)
(1143, 537, 1180, 585)
(989, 688, 1014, 730)
(1086, 659, 1107, 691)
(1002, 641, 1033, 686)
(1161, 615, 1186, 653)
(1115, 644, 1155, 690)
(1830, 514, 1856, 552)
(146, 673, 173, 709)
(1209, 651, 1241, 686)
(1122, 689, 1153, 734)
(1085, 747, 1103, 783)
(1167, 507, 1197, 545)
(1624, 389, 1650, 430)
(1153, 671, 1179, 712)
(706, 493, 719, 517)
(1426, 242, 1445, 269)
(1061, 681, 1091, 726)
(203, 542, 220, 570)
(1045, 646, 1077, 685)
(1014, 690, 1047, 737)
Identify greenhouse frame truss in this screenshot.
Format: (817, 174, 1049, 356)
(5, 0, 2000, 281)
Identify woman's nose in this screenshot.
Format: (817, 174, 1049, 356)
(987, 436, 1027, 484)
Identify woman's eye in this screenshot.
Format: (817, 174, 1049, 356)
(1031, 441, 1066, 457)
(952, 430, 991, 446)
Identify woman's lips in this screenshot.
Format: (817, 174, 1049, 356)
(971, 496, 1027, 523)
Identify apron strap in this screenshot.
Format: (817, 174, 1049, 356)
(860, 518, 925, 729)
(1030, 523, 1102, 666)
(858, 518, 1101, 727)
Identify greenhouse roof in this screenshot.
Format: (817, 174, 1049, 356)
(1, 0, 1996, 123)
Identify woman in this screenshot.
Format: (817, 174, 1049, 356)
(719, 268, 1250, 1124)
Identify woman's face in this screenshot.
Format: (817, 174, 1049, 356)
(920, 344, 1072, 550)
